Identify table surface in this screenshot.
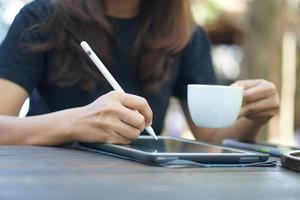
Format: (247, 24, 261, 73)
(0, 146, 299, 200)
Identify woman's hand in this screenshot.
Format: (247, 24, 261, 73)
(231, 79, 280, 125)
(69, 91, 153, 144)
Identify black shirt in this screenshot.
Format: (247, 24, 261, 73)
(0, 0, 217, 134)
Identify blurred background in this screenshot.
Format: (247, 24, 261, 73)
(0, 0, 299, 145)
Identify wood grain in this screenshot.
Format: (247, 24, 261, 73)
(0, 146, 299, 200)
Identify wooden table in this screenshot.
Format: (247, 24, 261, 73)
(0, 146, 299, 200)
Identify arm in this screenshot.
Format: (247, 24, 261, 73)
(0, 78, 78, 145)
(0, 78, 153, 146)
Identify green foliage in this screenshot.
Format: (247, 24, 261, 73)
(192, 0, 222, 25)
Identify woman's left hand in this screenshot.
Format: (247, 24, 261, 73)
(231, 79, 280, 125)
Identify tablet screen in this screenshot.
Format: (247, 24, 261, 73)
(125, 137, 242, 153)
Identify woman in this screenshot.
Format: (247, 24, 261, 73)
(0, 0, 279, 145)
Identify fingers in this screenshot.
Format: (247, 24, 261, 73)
(118, 107, 146, 131)
(120, 93, 153, 126)
(244, 108, 279, 124)
(106, 131, 133, 144)
(244, 83, 276, 103)
(243, 81, 277, 103)
(246, 108, 279, 119)
(239, 95, 279, 117)
(96, 106, 143, 141)
(231, 79, 260, 90)
(88, 117, 139, 144)
(101, 131, 132, 144)
(113, 120, 141, 141)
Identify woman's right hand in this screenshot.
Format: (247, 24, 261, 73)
(69, 91, 153, 144)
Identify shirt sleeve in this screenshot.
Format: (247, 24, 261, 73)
(0, 3, 46, 94)
(173, 26, 218, 100)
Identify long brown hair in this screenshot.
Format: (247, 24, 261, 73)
(27, 0, 196, 93)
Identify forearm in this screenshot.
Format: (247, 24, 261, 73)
(212, 117, 262, 144)
(192, 118, 262, 144)
(0, 109, 76, 145)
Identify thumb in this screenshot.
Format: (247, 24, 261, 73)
(231, 80, 260, 90)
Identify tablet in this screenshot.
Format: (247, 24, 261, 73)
(79, 136, 269, 164)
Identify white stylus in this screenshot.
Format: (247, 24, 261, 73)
(80, 41, 158, 140)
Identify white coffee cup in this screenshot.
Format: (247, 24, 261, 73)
(187, 84, 243, 128)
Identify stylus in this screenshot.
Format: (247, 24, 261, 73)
(80, 41, 158, 140)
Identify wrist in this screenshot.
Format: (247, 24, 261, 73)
(24, 108, 81, 145)
(244, 117, 265, 127)
(56, 107, 83, 142)
(238, 117, 262, 142)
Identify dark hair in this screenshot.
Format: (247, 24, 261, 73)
(27, 0, 196, 93)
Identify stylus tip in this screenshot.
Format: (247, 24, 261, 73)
(145, 126, 158, 140)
